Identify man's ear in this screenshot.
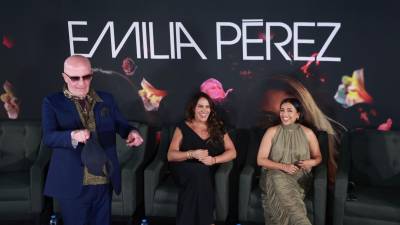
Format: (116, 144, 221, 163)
(61, 73, 69, 84)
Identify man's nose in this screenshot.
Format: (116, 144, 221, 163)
(77, 78, 85, 86)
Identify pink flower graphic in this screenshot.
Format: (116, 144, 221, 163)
(200, 78, 233, 103)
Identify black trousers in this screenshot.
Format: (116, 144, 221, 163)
(172, 162, 215, 225)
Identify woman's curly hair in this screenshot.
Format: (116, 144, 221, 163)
(185, 92, 225, 145)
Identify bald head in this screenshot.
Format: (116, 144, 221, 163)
(64, 55, 92, 75)
(62, 55, 93, 97)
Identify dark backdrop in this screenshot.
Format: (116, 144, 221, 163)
(1, 0, 399, 129)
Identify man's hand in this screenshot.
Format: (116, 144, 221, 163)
(71, 129, 90, 143)
(126, 130, 143, 147)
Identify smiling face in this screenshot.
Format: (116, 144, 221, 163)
(279, 102, 300, 125)
(194, 97, 211, 122)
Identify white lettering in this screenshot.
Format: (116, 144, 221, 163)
(316, 22, 341, 62)
(242, 19, 264, 60)
(293, 22, 316, 61)
(149, 22, 169, 59)
(266, 22, 292, 61)
(216, 22, 241, 60)
(175, 22, 207, 59)
(68, 21, 88, 56)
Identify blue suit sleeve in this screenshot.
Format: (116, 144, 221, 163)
(42, 97, 74, 149)
(110, 95, 138, 139)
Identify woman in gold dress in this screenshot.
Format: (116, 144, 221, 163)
(257, 97, 322, 225)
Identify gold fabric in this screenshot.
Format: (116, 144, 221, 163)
(82, 167, 108, 185)
(259, 123, 312, 225)
(63, 87, 109, 185)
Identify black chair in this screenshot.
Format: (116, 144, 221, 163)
(111, 123, 149, 218)
(333, 130, 400, 225)
(0, 121, 49, 224)
(238, 128, 328, 225)
(144, 126, 234, 222)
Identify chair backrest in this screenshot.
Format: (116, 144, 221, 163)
(0, 121, 41, 172)
(316, 131, 329, 166)
(349, 130, 400, 187)
(230, 128, 250, 171)
(155, 126, 176, 162)
(244, 127, 266, 177)
(116, 122, 148, 165)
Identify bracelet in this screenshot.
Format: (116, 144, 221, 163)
(186, 151, 190, 160)
(187, 151, 193, 160)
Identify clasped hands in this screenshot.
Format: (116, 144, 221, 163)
(282, 160, 312, 174)
(71, 129, 143, 147)
(188, 149, 216, 166)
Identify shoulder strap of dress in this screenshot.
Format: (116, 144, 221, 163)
(177, 121, 188, 132)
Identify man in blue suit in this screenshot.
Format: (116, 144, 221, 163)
(42, 55, 143, 225)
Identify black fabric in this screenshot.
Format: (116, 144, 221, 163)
(178, 121, 224, 157)
(172, 161, 214, 225)
(367, 132, 400, 180)
(170, 121, 224, 225)
(333, 130, 400, 225)
(81, 132, 112, 177)
(350, 130, 400, 187)
(344, 186, 400, 222)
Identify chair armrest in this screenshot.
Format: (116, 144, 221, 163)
(313, 159, 327, 225)
(144, 158, 166, 216)
(238, 164, 255, 221)
(30, 141, 52, 213)
(333, 134, 350, 225)
(214, 161, 233, 221)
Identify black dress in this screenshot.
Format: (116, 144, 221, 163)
(171, 121, 224, 225)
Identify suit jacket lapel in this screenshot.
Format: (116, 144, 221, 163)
(94, 101, 102, 130)
(63, 95, 84, 129)
(94, 100, 108, 131)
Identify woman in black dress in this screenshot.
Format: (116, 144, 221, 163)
(167, 92, 237, 225)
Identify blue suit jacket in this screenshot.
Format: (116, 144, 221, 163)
(42, 91, 134, 198)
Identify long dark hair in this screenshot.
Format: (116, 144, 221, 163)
(280, 97, 304, 124)
(185, 92, 225, 145)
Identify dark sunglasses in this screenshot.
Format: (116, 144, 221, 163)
(63, 72, 93, 82)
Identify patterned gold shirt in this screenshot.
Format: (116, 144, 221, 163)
(64, 87, 109, 185)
